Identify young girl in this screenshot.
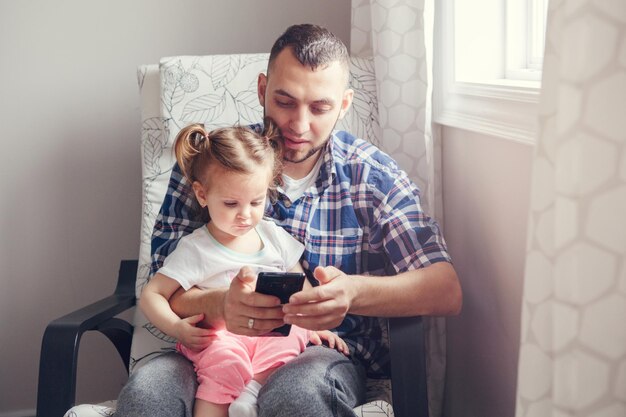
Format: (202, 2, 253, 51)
(139, 121, 348, 417)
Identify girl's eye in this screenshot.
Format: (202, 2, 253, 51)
(251, 201, 263, 206)
(224, 202, 237, 207)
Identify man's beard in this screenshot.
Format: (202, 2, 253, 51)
(265, 112, 341, 165)
(282, 141, 327, 164)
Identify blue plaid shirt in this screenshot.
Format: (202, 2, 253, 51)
(151, 127, 451, 378)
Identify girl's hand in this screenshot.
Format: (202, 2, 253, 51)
(173, 313, 214, 351)
(309, 330, 350, 356)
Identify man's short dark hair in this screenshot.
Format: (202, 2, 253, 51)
(268, 24, 350, 83)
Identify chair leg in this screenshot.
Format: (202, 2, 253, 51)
(389, 316, 429, 417)
(36, 324, 82, 417)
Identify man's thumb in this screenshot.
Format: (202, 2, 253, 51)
(314, 266, 337, 285)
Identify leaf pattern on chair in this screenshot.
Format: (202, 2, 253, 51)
(211, 55, 241, 89)
(337, 57, 381, 146)
(242, 53, 269, 68)
(141, 194, 153, 243)
(135, 262, 151, 296)
(162, 82, 186, 114)
(235, 89, 263, 124)
(161, 59, 203, 117)
(354, 400, 394, 417)
(141, 117, 166, 178)
(129, 349, 176, 373)
(143, 322, 177, 343)
(181, 93, 228, 123)
(63, 402, 116, 417)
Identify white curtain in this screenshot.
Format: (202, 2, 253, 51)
(351, 1, 446, 416)
(515, 1, 626, 416)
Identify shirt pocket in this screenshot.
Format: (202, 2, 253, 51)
(304, 229, 363, 274)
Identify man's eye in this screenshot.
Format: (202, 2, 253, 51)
(276, 99, 294, 108)
(312, 106, 331, 114)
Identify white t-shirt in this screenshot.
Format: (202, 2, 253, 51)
(279, 154, 324, 202)
(158, 219, 304, 290)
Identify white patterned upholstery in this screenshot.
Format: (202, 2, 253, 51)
(65, 54, 393, 417)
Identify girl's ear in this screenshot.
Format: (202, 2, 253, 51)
(192, 181, 208, 207)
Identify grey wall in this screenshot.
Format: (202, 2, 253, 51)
(0, 0, 351, 414)
(441, 126, 533, 417)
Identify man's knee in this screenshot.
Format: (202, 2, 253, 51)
(115, 352, 197, 417)
(258, 346, 365, 417)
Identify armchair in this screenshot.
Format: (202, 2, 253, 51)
(36, 53, 429, 417)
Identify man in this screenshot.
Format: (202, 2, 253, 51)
(115, 23, 462, 417)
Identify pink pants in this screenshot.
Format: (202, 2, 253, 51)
(177, 326, 310, 404)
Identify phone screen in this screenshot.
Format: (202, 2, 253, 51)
(255, 272, 305, 336)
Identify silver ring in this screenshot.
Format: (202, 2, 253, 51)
(247, 318, 254, 329)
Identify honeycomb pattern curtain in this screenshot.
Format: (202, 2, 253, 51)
(515, 1, 626, 416)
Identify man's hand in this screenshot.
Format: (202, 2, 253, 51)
(223, 266, 287, 336)
(282, 266, 353, 330)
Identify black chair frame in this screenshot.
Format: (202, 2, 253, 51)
(36, 259, 428, 417)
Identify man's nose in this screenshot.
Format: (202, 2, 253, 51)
(289, 108, 309, 135)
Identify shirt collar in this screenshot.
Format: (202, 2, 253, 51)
(310, 131, 338, 196)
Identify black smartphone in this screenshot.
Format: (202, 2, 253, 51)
(255, 271, 306, 336)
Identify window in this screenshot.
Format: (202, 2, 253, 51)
(433, 0, 548, 144)
(506, 0, 548, 81)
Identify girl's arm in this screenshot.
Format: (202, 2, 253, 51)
(139, 273, 212, 351)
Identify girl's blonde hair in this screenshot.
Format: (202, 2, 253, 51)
(173, 118, 283, 191)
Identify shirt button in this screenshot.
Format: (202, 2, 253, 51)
(284, 200, 292, 208)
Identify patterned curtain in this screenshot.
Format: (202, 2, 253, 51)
(351, 1, 446, 416)
(515, 1, 626, 416)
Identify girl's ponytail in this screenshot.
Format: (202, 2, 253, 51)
(173, 123, 210, 182)
(262, 117, 284, 187)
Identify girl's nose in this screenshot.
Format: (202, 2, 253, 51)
(238, 205, 251, 219)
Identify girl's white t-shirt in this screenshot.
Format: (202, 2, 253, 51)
(158, 219, 304, 290)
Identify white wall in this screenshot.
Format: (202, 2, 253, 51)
(0, 1, 351, 414)
(441, 126, 534, 417)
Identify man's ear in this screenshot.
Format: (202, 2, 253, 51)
(192, 181, 208, 207)
(257, 73, 267, 107)
(338, 88, 354, 120)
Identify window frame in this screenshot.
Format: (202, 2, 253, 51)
(433, 0, 542, 145)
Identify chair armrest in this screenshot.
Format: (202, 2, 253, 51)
(388, 316, 429, 417)
(36, 260, 138, 417)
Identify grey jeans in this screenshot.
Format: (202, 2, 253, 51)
(114, 345, 366, 417)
